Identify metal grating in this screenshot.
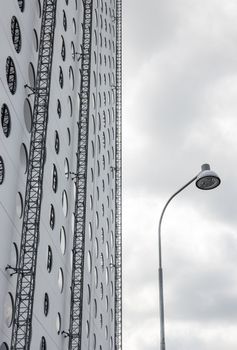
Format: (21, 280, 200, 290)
(10, 0, 57, 348)
(114, 0, 122, 349)
(68, 0, 93, 348)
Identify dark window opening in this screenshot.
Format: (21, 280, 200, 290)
(47, 246, 53, 272)
(6, 57, 17, 95)
(63, 11, 67, 31)
(40, 336, 46, 350)
(11, 16, 21, 53)
(57, 99, 61, 118)
(1, 104, 11, 137)
(17, 0, 25, 12)
(61, 37, 66, 61)
(55, 131, 60, 154)
(44, 293, 49, 316)
(0, 157, 5, 185)
(52, 164, 58, 193)
(59, 66, 63, 88)
(49, 205, 55, 229)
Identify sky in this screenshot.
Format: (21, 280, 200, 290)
(122, 1, 237, 349)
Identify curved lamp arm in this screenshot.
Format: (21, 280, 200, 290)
(158, 176, 197, 268)
(158, 175, 197, 350)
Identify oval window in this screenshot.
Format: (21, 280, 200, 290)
(17, 0, 25, 12)
(4, 292, 14, 327)
(46, 246, 53, 272)
(56, 313, 61, 334)
(6, 57, 17, 95)
(60, 227, 66, 255)
(1, 104, 11, 137)
(0, 156, 5, 185)
(24, 99, 32, 133)
(58, 268, 64, 293)
(20, 143, 28, 174)
(0, 343, 9, 350)
(44, 293, 49, 316)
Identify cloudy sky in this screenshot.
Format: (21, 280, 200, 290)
(122, 1, 237, 349)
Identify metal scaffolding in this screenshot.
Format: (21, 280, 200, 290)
(68, 0, 93, 348)
(115, 0, 122, 349)
(10, 0, 57, 348)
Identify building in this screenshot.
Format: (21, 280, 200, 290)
(0, 0, 122, 349)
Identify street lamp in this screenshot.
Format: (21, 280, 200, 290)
(158, 163, 221, 350)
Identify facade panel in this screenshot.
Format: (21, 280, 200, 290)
(0, 0, 121, 349)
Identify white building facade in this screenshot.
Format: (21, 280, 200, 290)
(0, 0, 122, 349)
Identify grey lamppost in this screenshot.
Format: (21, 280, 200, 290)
(158, 164, 221, 350)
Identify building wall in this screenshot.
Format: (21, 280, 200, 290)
(0, 0, 118, 349)
(0, 0, 41, 346)
(81, 1, 117, 349)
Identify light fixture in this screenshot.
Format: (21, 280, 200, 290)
(195, 163, 221, 190)
(158, 163, 221, 350)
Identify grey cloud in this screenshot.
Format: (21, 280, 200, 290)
(124, 0, 237, 201)
(123, 1, 237, 349)
(166, 268, 237, 322)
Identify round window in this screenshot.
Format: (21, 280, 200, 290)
(40, 336, 46, 350)
(28, 63, 36, 88)
(49, 204, 55, 229)
(16, 192, 23, 218)
(57, 99, 61, 118)
(93, 299, 97, 318)
(68, 96, 72, 117)
(95, 238, 98, 258)
(89, 222, 93, 240)
(62, 190, 68, 217)
(63, 10, 67, 31)
(0, 156, 5, 185)
(60, 227, 66, 255)
(61, 36, 66, 61)
(87, 284, 91, 304)
(93, 334, 96, 350)
(52, 164, 58, 193)
(46, 246, 53, 273)
(44, 293, 49, 316)
(94, 266, 98, 288)
(33, 29, 39, 51)
(71, 41, 75, 60)
(17, 0, 25, 12)
(6, 57, 17, 95)
(1, 104, 11, 137)
(87, 251, 92, 273)
(67, 128, 71, 145)
(100, 283, 103, 300)
(11, 16, 21, 53)
(54, 130, 60, 154)
(64, 158, 69, 179)
(58, 268, 64, 293)
(24, 99, 32, 133)
(0, 343, 9, 350)
(86, 320, 90, 338)
(20, 143, 28, 174)
(11, 243, 19, 270)
(4, 292, 14, 327)
(56, 313, 61, 334)
(105, 326, 108, 340)
(59, 66, 64, 89)
(69, 66, 74, 90)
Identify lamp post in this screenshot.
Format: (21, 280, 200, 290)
(158, 164, 221, 350)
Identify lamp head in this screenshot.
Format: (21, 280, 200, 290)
(195, 164, 221, 190)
